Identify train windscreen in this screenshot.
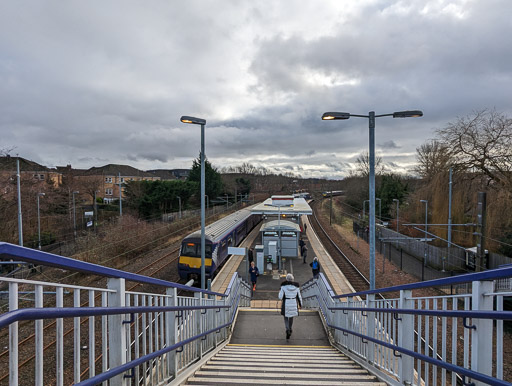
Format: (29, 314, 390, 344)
(181, 242, 212, 258)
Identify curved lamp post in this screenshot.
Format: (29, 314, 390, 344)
(322, 110, 422, 290)
(180, 115, 207, 290)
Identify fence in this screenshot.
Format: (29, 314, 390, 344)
(301, 269, 512, 386)
(0, 242, 250, 385)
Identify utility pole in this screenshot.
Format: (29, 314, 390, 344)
(118, 172, 123, 216)
(446, 167, 453, 272)
(476, 192, 487, 272)
(16, 158, 23, 246)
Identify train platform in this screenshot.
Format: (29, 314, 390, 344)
(211, 213, 357, 307)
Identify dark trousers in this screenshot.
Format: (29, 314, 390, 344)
(284, 316, 294, 331)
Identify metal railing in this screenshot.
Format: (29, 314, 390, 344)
(0, 242, 251, 385)
(301, 267, 512, 386)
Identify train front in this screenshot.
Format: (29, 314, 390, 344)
(178, 237, 214, 281)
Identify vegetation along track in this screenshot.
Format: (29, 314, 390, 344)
(310, 199, 371, 295)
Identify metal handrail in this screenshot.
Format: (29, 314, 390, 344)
(0, 242, 224, 297)
(335, 264, 512, 298)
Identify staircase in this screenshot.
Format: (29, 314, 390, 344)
(182, 344, 386, 385)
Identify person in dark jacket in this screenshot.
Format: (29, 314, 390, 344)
(248, 248, 254, 264)
(249, 261, 259, 291)
(301, 244, 308, 264)
(278, 273, 302, 339)
(310, 256, 321, 279)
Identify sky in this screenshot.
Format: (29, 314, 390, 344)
(1, 0, 511, 179)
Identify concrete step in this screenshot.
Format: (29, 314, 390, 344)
(181, 345, 385, 385)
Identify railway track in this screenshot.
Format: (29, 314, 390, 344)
(309, 200, 371, 295)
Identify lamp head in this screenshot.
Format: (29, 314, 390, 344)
(180, 116, 206, 125)
(420, 199, 428, 203)
(73, 191, 79, 194)
(38, 192, 45, 197)
(393, 110, 423, 118)
(393, 199, 399, 202)
(322, 112, 350, 120)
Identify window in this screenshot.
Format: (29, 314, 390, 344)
(181, 242, 212, 258)
(106, 188, 113, 195)
(39, 174, 45, 180)
(120, 177, 125, 183)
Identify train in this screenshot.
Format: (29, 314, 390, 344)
(177, 207, 261, 281)
(322, 190, 344, 198)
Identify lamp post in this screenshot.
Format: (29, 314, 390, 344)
(177, 196, 182, 219)
(329, 190, 333, 224)
(72, 191, 79, 238)
(420, 199, 428, 267)
(393, 199, 399, 248)
(205, 195, 209, 211)
(363, 199, 369, 223)
(376, 198, 382, 225)
(37, 193, 45, 250)
(322, 110, 422, 290)
(181, 115, 207, 290)
(225, 194, 228, 210)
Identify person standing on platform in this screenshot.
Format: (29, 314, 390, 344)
(249, 261, 259, 291)
(299, 238, 305, 256)
(304, 223, 307, 233)
(279, 273, 302, 339)
(248, 248, 254, 264)
(310, 256, 321, 279)
(302, 244, 308, 264)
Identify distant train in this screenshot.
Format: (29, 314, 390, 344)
(177, 207, 261, 281)
(293, 192, 311, 199)
(322, 190, 344, 198)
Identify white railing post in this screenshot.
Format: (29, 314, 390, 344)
(107, 278, 128, 386)
(166, 287, 177, 380)
(56, 287, 64, 386)
(74, 289, 81, 384)
(471, 280, 493, 385)
(35, 285, 43, 386)
(366, 294, 375, 366)
(195, 292, 202, 360)
(9, 282, 18, 386)
(399, 289, 414, 385)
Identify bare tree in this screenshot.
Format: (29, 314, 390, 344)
(437, 109, 512, 190)
(355, 151, 384, 177)
(414, 140, 452, 180)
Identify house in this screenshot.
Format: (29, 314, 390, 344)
(76, 164, 160, 203)
(0, 156, 63, 189)
(147, 169, 190, 180)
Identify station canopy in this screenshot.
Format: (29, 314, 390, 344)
(250, 195, 312, 216)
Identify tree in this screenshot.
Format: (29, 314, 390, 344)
(437, 109, 512, 191)
(376, 174, 409, 220)
(414, 140, 452, 180)
(355, 151, 384, 177)
(188, 155, 223, 200)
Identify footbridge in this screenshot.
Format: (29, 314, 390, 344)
(0, 241, 511, 385)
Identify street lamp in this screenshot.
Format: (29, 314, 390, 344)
(363, 199, 369, 222)
(177, 196, 182, 219)
(322, 109, 422, 290)
(181, 115, 207, 290)
(205, 195, 209, 211)
(37, 193, 45, 250)
(393, 199, 399, 248)
(72, 191, 79, 238)
(376, 198, 382, 224)
(420, 199, 428, 267)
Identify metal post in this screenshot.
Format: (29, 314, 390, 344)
(177, 196, 182, 219)
(369, 111, 376, 290)
(200, 124, 206, 290)
(476, 192, 487, 272)
(471, 280, 493, 384)
(393, 198, 399, 248)
(329, 191, 333, 224)
(16, 158, 23, 246)
(107, 278, 127, 386)
(72, 191, 79, 238)
(118, 172, 122, 217)
(205, 195, 209, 211)
(446, 167, 452, 272)
(93, 190, 98, 231)
(37, 193, 45, 250)
(225, 194, 228, 210)
(376, 198, 381, 225)
(421, 200, 428, 267)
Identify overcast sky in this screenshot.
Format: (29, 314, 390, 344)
(1, 0, 511, 179)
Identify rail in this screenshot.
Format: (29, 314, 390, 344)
(0, 242, 251, 385)
(301, 267, 512, 386)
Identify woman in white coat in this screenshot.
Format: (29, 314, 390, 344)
(278, 273, 302, 339)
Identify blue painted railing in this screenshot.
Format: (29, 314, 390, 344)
(301, 268, 512, 386)
(0, 242, 251, 385)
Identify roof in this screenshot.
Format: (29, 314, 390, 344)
(251, 197, 312, 216)
(81, 164, 156, 177)
(0, 156, 50, 172)
(261, 220, 301, 231)
(146, 169, 178, 180)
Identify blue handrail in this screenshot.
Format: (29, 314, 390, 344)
(0, 242, 224, 297)
(334, 264, 512, 298)
(76, 291, 243, 386)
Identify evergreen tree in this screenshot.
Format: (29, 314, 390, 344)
(188, 155, 224, 200)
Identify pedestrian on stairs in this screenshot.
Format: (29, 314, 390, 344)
(278, 273, 302, 339)
(249, 261, 259, 291)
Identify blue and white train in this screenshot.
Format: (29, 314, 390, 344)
(177, 207, 261, 281)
